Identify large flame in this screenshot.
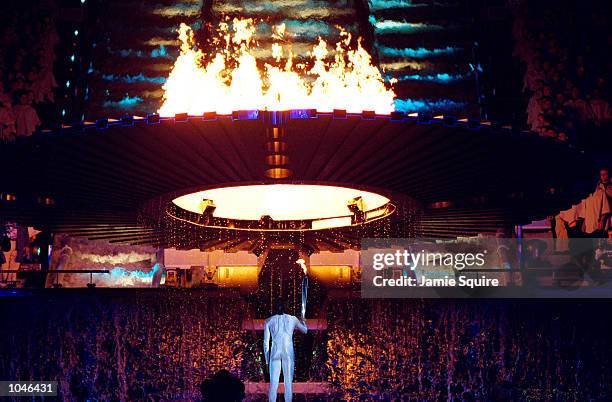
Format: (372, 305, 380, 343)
(158, 19, 396, 116)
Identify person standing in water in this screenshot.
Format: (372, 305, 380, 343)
(263, 299, 307, 402)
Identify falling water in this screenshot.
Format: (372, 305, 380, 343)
(0, 293, 610, 400)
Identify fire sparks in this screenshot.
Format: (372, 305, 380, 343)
(158, 19, 396, 116)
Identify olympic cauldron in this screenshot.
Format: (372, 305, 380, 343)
(0, 109, 593, 253)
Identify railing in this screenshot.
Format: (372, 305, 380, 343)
(0, 270, 110, 288)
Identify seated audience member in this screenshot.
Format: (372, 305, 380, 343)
(0, 99, 16, 141)
(510, 2, 610, 146)
(586, 90, 612, 124)
(540, 125, 557, 139)
(534, 113, 549, 133)
(33, 66, 57, 103)
(564, 88, 589, 122)
(556, 131, 568, 142)
(13, 91, 41, 137)
(0, 81, 11, 106)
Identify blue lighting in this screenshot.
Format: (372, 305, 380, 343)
(103, 95, 143, 109)
(232, 110, 260, 120)
(387, 73, 466, 83)
(369, 17, 444, 34)
(107, 264, 161, 285)
(70, 54, 75, 62)
(74, 29, 79, 36)
(290, 109, 317, 119)
(394, 98, 466, 113)
(150, 45, 167, 58)
(102, 73, 166, 85)
(377, 45, 462, 58)
(368, 0, 416, 10)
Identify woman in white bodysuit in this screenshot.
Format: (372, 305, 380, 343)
(263, 300, 307, 402)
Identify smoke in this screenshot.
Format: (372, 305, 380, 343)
(77, 251, 157, 265)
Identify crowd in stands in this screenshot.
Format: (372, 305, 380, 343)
(0, 3, 59, 141)
(510, 1, 611, 142)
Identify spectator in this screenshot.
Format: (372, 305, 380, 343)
(510, 0, 611, 142)
(0, 81, 11, 106)
(586, 90, 612, 125)
(0, 1, 59, 139)
(200, 369, 245, 402)
(13, 91, 40, 137)
(0, 99, 16, 140)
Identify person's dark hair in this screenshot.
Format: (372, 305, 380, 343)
(274, 299, 285, 315)
(200, 369, 245, 402)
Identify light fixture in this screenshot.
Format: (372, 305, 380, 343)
(347, 196, 365, 224)
(198, 199, 216, 224)
(169, 184, 395, 231)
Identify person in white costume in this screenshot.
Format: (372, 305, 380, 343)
(264, 300, 307, 402)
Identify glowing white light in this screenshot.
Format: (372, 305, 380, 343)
(172, 184, 390, 221)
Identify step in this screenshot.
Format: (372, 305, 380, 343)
(244, 382, 331, 394)
(242, 319, 327, 331)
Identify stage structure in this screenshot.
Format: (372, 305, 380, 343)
(2, 17, 593, 262)
(2, 110, 593, 248)
(0, 108, 598, 393)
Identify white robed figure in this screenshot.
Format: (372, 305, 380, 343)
(264, 299, 307, 402)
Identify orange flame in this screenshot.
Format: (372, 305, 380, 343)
(158, 19, 396, 116)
